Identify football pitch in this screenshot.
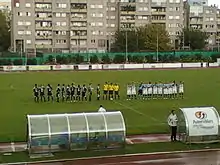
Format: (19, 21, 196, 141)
(0, 68, 220, 142)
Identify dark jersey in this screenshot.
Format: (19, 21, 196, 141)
(77, 86, 81, 95)
(82, 86, 87, 94)
(56, 86, 61, 94)
(33, 87, 39, 96)
(40, 86, 45, 96)
(97, 86, 101, 95)
(88, 86, 92, 94)
(61, 86, 65, 95)
(66, 86, 71, 95)
(70, 86, 75, 95)
(47, 86, 52, 95)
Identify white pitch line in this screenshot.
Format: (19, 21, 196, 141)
(113, 100, 165, 124)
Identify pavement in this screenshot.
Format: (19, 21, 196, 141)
(0, 134, 170, 153)
(1, 134, 220, 165)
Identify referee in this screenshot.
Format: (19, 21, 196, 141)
(167, 110, 178, 142)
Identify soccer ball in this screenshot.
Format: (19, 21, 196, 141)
(110, 98, 113, 100)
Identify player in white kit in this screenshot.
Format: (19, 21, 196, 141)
(168, 84, 173, 99)
(158, 82, 163, 99)
(148, 83, 153, 99)
(153, 83, 158, 99)
(163, 84, 168, 99)
(178, 81, 184, 99)
(173, 81, 178, 99)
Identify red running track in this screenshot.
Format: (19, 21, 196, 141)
(32, 150, 220, 165)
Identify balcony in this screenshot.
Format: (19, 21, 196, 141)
(190, 19, 203, 24)
(71, 17, 87, 21)
(151, 11, 166, 15)
(70, 35, 87, 39)
(35, 44, 52, 48)
(120, 19, 135, 23)
(35, 0, 52, 2)
(35, 16, 52, 21)
(35, 35, 52, 39)
(71, 26, 87, 30)
(151, 19, 166, 23)
(35, 7, 52, 12)
(71, 8, 87, 13)
(120, 11, 135, 15)
(35, 26, 52, 30)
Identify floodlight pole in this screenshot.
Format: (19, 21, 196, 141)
(125, 30, 128, 63)
(156, 30, 159, 62)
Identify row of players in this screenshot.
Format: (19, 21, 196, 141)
(33, 83, 120, 102)
(127, 81, 184, 100)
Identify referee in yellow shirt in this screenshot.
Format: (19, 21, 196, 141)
(103, 82, 109, 100)
(108, 83, 114, 100)
(114, 83, 120, 100)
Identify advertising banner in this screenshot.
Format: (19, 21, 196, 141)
(53, 65, 73, 70)
(180, 107, 219, 136)
(78, 65, 90, 70)
(3, 66, 26, 71)
(28, 65, 51, 71)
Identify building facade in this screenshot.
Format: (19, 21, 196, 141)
(188, 0, 220, 49)
(11, 0, 185, 56)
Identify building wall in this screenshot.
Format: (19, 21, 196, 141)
(11, 0, 188, 56)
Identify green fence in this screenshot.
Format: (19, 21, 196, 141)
(0, 51, 220, 65)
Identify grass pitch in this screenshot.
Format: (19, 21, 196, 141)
(0, 68, 220, 142)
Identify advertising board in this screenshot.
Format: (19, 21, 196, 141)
(180, 107, 219, 136)
(3, 66, 26, 71)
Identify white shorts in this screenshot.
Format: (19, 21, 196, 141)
(148, 88, 152, 94)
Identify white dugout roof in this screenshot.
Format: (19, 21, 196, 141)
(27, 111, 126, 137)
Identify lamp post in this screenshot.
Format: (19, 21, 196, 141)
(156, 28, 159, 62)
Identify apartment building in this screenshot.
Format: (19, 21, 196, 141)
(188, 0, 220, 49)
(11, 0, 184, 56)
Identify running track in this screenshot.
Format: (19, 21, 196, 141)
(27, 151, 220, 165)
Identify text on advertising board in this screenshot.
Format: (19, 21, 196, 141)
(193, 111, 214, 130)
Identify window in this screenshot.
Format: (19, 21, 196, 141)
(18, 31, 24, 35)
(90, 22, 96, 26)
(15, 3, 19, 7)
(26, 22, 31, 25)
(61, 22, 67, 26)
(90, 5, 95, 8)
(97, 22, 103, 26)
(110, 0, 116, 2)
(91, 39, 95, 43)
(175, 0, 180, 3)
(175, 7, 180, 11)
(26, 12, 31, 16)
(25, 3, 31, 7)
(56, 3, 67, 8)
(110, 7, 115, 11)
(210, 17, 214, 21)
(169, 0, 173, 3)
(110, 24, 115, 27)
(61, 13, 66, 17)
(26, 31, 32, 35)
(175, 16, 180, 19)
(56, 39, 66, 44)
(169, 16, 173, 19)
(18, 12, 23, 16)
(110, 16, 115, 19)
(26, 40, 31, 44)
(18, 21, 23, 25)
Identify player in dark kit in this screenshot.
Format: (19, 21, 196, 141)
(39, 85, 46, 102)
(88, 83, 93, 101)
(76, 85, 81, 101)
(97, 84, 101, 100)
(66, 85, 71, 102)
(47, 84, 53, 102)
(70, 83, 76, 102)
(33, 84, 39, 102)
(56, 84, 61, 102)
(82, 84, 87, 101)
(61, 84, 65, 102)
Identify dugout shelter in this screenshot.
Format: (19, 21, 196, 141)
(178, 107, 220, 144)
(27, 111, 126, 154)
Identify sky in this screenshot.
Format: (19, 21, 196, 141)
(209, 0, 220, 6)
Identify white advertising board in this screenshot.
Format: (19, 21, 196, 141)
(182, 63, 201, 68)
(102, 64, 124, 69)
(28, 65, 51, 71)
(124, 64, 144, 69)
(78, 65, 90, 70)
(180, 107, 219, 136)
(91, 64, 102, 70)
(53, 65, 73, 70)
(3, 66, 26, 71)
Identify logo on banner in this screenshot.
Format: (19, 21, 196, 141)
(195, 111, 207, 119)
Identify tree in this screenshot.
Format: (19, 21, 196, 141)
(112, 24, 171, 52)
(0, 11, 10, 52)
(178, 28, 208, 50)
(138, 24, 171, 51)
